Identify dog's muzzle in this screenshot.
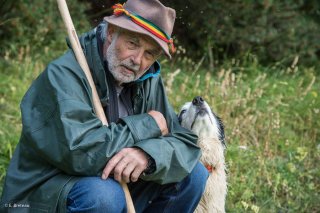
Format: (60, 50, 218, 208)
(192, 96, 208, 115)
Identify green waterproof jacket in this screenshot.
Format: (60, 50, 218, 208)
(0, 28, 200, 212)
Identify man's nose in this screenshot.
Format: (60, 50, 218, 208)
(131, 49, 144, 66)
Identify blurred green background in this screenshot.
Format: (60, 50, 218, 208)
(0, 0, 319, 212)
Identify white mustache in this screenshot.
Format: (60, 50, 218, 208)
(120, 60, 140, 73)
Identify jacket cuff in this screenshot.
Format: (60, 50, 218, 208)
(133, 140, 162, 180)
(120, 113, 161, 142)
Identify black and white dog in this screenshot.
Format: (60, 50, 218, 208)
(178, 96, 227, 213)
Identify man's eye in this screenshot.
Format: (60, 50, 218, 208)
(127, 41, 138, 49)
(145, 51, 155, 60)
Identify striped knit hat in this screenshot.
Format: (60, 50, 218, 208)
(104, 0, 176, 59)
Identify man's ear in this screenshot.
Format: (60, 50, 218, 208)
(107, 24, 116, 43)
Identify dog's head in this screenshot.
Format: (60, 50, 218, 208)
(178, 96, 226, 147)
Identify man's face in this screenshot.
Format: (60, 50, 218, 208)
(105, 26, 162, 85)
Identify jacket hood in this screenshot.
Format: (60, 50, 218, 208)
(135, 61, 160, 83)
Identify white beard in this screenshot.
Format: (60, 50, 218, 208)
(105, 37, 141, 85)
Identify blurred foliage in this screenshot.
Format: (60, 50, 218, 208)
(0, 0, 319, 212)
(2, 1, 320, 67)
(0, 0, 16, 26)
(170, 0, 320, 66)
(0, 0, 90, 61)
(81, 0, 320, 68)
(0, 0, 90, 195)
(160, 58, 320, 212)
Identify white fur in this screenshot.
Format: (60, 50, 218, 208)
(179, 100, 227, 213)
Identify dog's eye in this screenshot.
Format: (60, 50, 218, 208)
(178, 109, 186, 124)
(179, 109, 187, 117)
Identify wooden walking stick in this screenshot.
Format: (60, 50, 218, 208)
(56, 0, 136, 212)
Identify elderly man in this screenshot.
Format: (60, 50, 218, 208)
(1, 0, 208, 212)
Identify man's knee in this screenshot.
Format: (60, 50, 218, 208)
(181, 162, 209, 195)
(67, 177, 126, 213)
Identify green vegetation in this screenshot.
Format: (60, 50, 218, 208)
(161, 56, 320, 212)
(86, 0, 320, 67)
(0, 0, 319, 212)
(161, 0, 320, 67)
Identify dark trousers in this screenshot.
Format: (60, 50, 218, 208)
(66, 162, 208, 213)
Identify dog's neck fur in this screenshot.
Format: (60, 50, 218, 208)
(179, 99, 227, 213)
(192, 116, 220, 140)
(197, 137, 225, 171)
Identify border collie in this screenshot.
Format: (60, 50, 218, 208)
(178, 96, 227, 213)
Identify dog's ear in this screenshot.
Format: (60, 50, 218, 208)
(217, 116, 226, 148)
(211, 109, 226, 148)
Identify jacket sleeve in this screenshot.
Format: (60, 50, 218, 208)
(122, 76, 201, 184)
(21, 60, 162, 176)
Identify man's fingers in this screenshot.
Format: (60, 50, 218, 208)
(162, 127, 169, 136)
(122, 163, 136, 183)
(102, 152, 125, 180)
(148, 110, 168, 136)
(101, 148, 149, 183)
(113, 158, 129, 182)
(131, 166, 145, 182)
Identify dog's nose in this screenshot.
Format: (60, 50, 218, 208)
(192, 96, 204, 106)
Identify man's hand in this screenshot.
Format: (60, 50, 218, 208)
(148, 110, 169, 136)
(101, 148, 149, 183)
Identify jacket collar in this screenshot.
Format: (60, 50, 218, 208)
(135, 61, 160, 83)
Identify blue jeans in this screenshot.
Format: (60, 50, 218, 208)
(66, 162, 208, 213)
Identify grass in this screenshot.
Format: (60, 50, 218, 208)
(160, 57, 320, 212)
(0, 48, 45, 184)
(0, 47, 319, 212)
(0, 1, 319, 211)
